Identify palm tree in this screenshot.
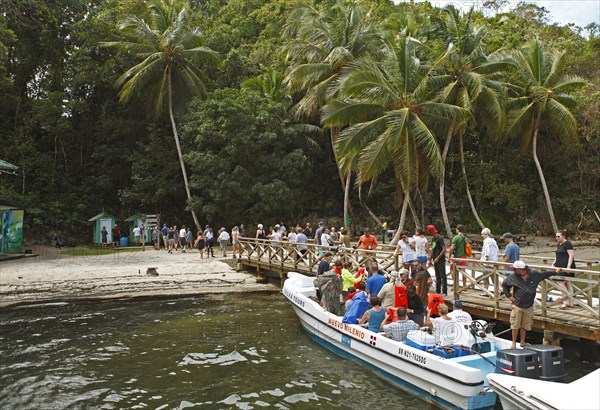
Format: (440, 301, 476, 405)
(429, 5, 509, 237)
(283, 0, 384, 227)
(102, 0, 220, 232)
(505, 38, 586, 232)
(322, 33, 464, 238)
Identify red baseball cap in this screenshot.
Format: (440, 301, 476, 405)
(426, 224, 438, 234)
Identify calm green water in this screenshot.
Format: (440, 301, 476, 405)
(0, 294, 430, 409)
(1, 294, 597, 409)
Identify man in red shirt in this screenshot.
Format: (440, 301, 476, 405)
(355, 228, 378, 255)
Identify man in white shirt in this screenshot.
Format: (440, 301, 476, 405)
(133, 226, 142, 245)
(179, 226, 187, 252)
(447, 300, 472, 322)
(480, 228, 499, 295)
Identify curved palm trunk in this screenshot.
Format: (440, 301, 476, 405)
(390, 193, 410, 245)
(532, 114, 559, 233)
(408, 194, 420, 228)
(458, 133, 485, 229)
(168, 69, 201, 233)
(332, 127, 352, 227)
(343, 172, 351, 227)
(358, 184, 382, 227)
(439, 120, 455, 239)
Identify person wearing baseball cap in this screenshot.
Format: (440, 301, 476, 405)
(502, 260, 562, 349)
(427, 225, 447, 296)
(502, 232, 520, 265)
(448, 300, 472, 322)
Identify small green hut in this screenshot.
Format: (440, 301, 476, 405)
(88, 212, 118, 244)
(125, 214, 152, 244)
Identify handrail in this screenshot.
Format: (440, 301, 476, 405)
(448, 257, 599, 321)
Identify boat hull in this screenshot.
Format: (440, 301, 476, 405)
(283, 272, 498, 410)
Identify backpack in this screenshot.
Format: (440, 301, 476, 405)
(465, 241, 473, 257)
(461, 234, 472, 257)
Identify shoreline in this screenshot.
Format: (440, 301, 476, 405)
(0, 245, 279, 310)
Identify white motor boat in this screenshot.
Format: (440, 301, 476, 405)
(487, 369, 600, 410)
(283, 272, 517, 409)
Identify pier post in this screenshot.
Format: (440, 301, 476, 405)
(543, 330, 562, 346)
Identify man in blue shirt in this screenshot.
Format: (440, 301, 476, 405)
(161, 224, 169, 250)
(317, 252, 333, 276)
(366, 268, 386, 296)
(502, 232, 520, 275)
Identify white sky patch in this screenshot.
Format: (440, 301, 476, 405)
(395, 1, 600, 28)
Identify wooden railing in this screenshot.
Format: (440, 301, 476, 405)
(449, 257, 600, 322)
(238, 237, 401, 273)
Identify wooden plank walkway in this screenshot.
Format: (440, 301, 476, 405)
(237, 238, 600, 343)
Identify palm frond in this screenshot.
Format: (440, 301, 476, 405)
(321, 100, 383, 127)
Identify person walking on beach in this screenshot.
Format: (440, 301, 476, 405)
(553, 230, 577, 309)
(133, 225, 142, 246)
(167, 226, 175, 253)
(152, 226, 160, 250)
(186, 227, 194, 250)
(111, 224, 121, 248)
(218, 227, 230, 257)
(161, 224, 169, 250)
(204, 226, 215, 257)
(231, 226, 240, 258)
(194, 231, 205, 259)
(179, 225, 187, 253)
(173, 225, 179, 251)
(101, 226, 108, 249)
(503, 261, 561, 348)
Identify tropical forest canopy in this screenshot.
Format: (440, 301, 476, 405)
(1, 0, 599, 240)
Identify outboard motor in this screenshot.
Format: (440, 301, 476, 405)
(495, 349, 540, 379)
(527, 345, 566, 381)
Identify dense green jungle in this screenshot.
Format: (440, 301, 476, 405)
(1, 0, 599, 242)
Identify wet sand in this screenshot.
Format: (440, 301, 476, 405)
(0, 246, 278, 309)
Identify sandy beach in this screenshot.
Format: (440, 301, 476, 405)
(0, 246, 278, 309)
(0, 236, 597, 309)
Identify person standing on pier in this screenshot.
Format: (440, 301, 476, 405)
(503, 260, 562, 348)
(553, 230, 576, 309)
(448, 224, 468, 286)
(502, 233, 520, 264)
(427, 225, 447, 296)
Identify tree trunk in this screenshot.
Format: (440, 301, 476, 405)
(408, 193, 420, 228)
(168, 68, 201, 233)
(532, 114, 559, 233)
(439, 120, 455, 239)
(359, 185, 382, 226)
(343, 172, 351, 227)
(417, 187, 425, 227)
(459, 133, 485, 229)
(390, 193, 410, 245)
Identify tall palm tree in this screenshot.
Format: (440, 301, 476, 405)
(505, 38, 586, 232)
(429, 5, 509, 237)
(283, 0, 384, 227)
(322, 33, 464, 237)
(102, 0, 220, 232)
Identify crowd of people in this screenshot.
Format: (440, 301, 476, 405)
(308, 224, 576, 349)
(105, 218, 577, 348)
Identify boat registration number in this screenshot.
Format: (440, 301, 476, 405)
(398, 347, 427, 365)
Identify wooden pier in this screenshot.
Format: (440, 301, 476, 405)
(237, 237, 600, 343)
